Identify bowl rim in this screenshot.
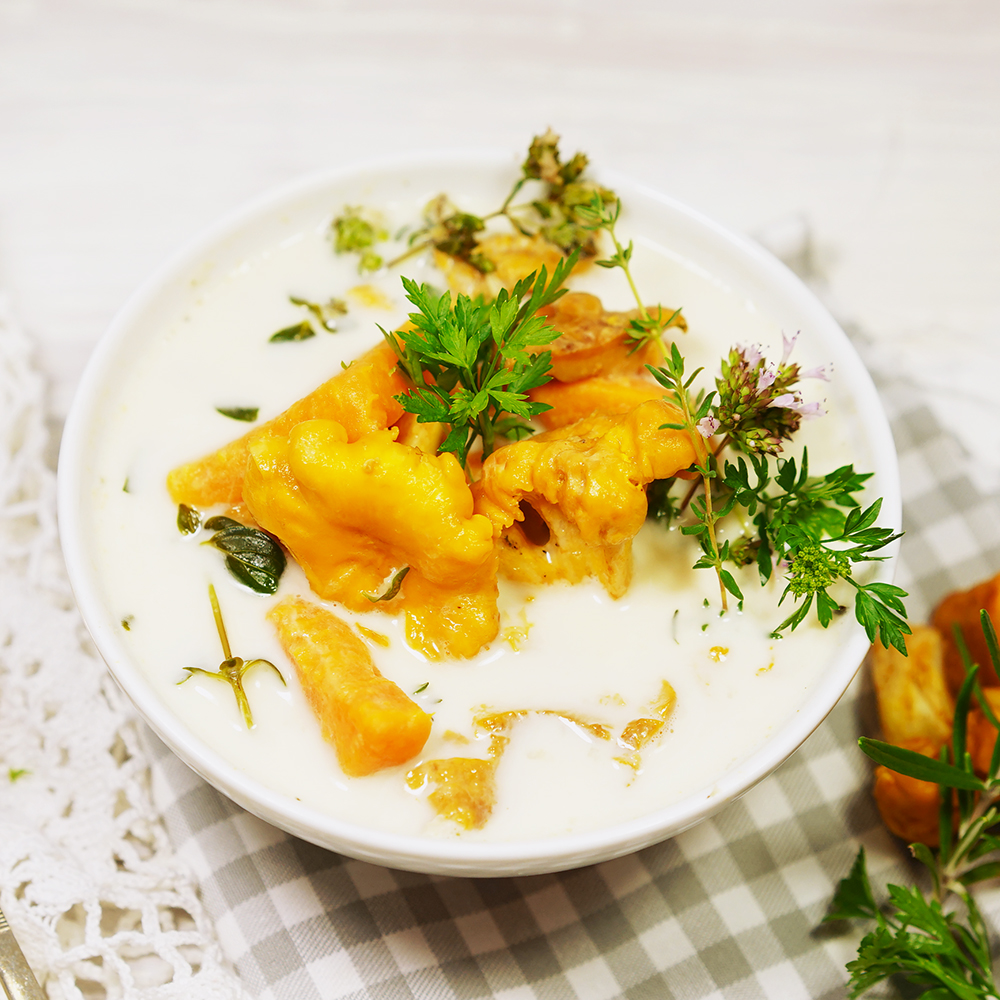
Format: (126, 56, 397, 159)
(58, 149, 900, 876)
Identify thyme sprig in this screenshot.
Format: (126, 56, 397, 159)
(648, 345, 742, 612)
(384, 252, 576, 467)
(829, 611, 1000, 998)
(389, 130, 616, 272)
(179, 584, 285, 729)
(575, 193, 685, 352)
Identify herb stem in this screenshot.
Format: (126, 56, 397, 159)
(209, 583, 233, 661)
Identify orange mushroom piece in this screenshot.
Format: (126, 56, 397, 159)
(243, 418, 499, 659)
(167, 341, 407, 507)
(475, 398, 700, 597)
(535, 291, 685, 383)
(530, 372, 666, 430)
(268, 596, 431, 777)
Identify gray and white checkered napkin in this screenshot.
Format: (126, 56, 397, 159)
(143, 372, 1000, 1000)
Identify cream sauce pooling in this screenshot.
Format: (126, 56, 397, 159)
(87, 199, 858, 841)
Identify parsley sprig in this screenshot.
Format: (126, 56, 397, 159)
(829, 611, 1000, 998)
(384, 253, 577, 467)
(723, 450, 909, 651)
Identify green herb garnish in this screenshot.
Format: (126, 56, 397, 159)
(390, 130, 616, 272)
(121, 615, 134, 631)
(331, 207, 387, 273)
(177, 503, 201, 535)
(216, 406, 259, 422)
(270, 295, 349, 342)
(830, 610, 1000, 997)
(203, 515, 286, 595)
(366, 565, 409, 603)
(576, 194, 685, 352)
(8, 768, 30, 783)
(385, 253, 576, 467)
(179, 584, 284, 729)
(722, 451, 909, 651)
(270, 320, 315, 343)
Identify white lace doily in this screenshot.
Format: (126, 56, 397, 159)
(0, 299, 247, 999)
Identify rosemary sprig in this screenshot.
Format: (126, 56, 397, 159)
(179, 584, 285, 729)
(829, 610, 1000, 998)
(384, 252, 576, 467)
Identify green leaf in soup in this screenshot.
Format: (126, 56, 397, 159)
(203, 516, 286, 595)
(216, 406, 259, 422)
(270, 321, 316, 343)
(177, 503, 201, 535)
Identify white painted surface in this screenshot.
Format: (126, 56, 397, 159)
(2, 0, 999, 445)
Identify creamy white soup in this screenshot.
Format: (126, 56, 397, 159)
(84, 182, 861, 842)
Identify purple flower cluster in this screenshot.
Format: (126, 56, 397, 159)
(708, 332, 829, 454)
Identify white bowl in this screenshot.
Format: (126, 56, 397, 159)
(58, 151, 900, 877)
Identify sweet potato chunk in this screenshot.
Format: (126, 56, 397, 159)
(244, 419, 499, 659)
(268, 596, 431, 777)
(871, 625, 953, 748)
(167, 342, 407, 506)
(536, 291, 685, 383)
(933, 572, 1000, 689)
(475, 399, 699, 597)
(530, 373, 665, 430)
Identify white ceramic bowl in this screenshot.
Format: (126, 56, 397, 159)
(58, 151, 900, 877)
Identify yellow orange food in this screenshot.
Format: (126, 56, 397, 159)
(530, 373, 666, 430)
(406, 734, 508, 830)
(870, 625, 953, 749)
(267, 596, 431, 777)
(243, 419, 499, 658)
(475, 399, 700, 597)
(536, 291, 684, 383)
(932, 571, 1000, 690)
(872, 736, 943, 846)
(167, 342, 407, 506)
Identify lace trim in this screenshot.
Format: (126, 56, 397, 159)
(0, 298, 246, 999)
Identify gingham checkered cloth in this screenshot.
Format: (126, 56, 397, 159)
(143, 369, 1000, 1000)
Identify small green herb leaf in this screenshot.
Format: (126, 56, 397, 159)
(203, 516, 286, 595)
(414, 682, 429, 694)
(216, 407, 259, 422)
(121, 615, 134, 631)
(858, 737, 986, 790)
(177, 503, 201, 535)
(8, 768, 30, 783)
(179, 584, 285, 728)
(270, 321, 316, 342)
(366, 566, 409, 603)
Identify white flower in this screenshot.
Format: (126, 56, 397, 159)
(697, 415, 720, 437)
(780, 331, 800, 365)
(756, 363, 777, 391)
(800, 364, 831, 382)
